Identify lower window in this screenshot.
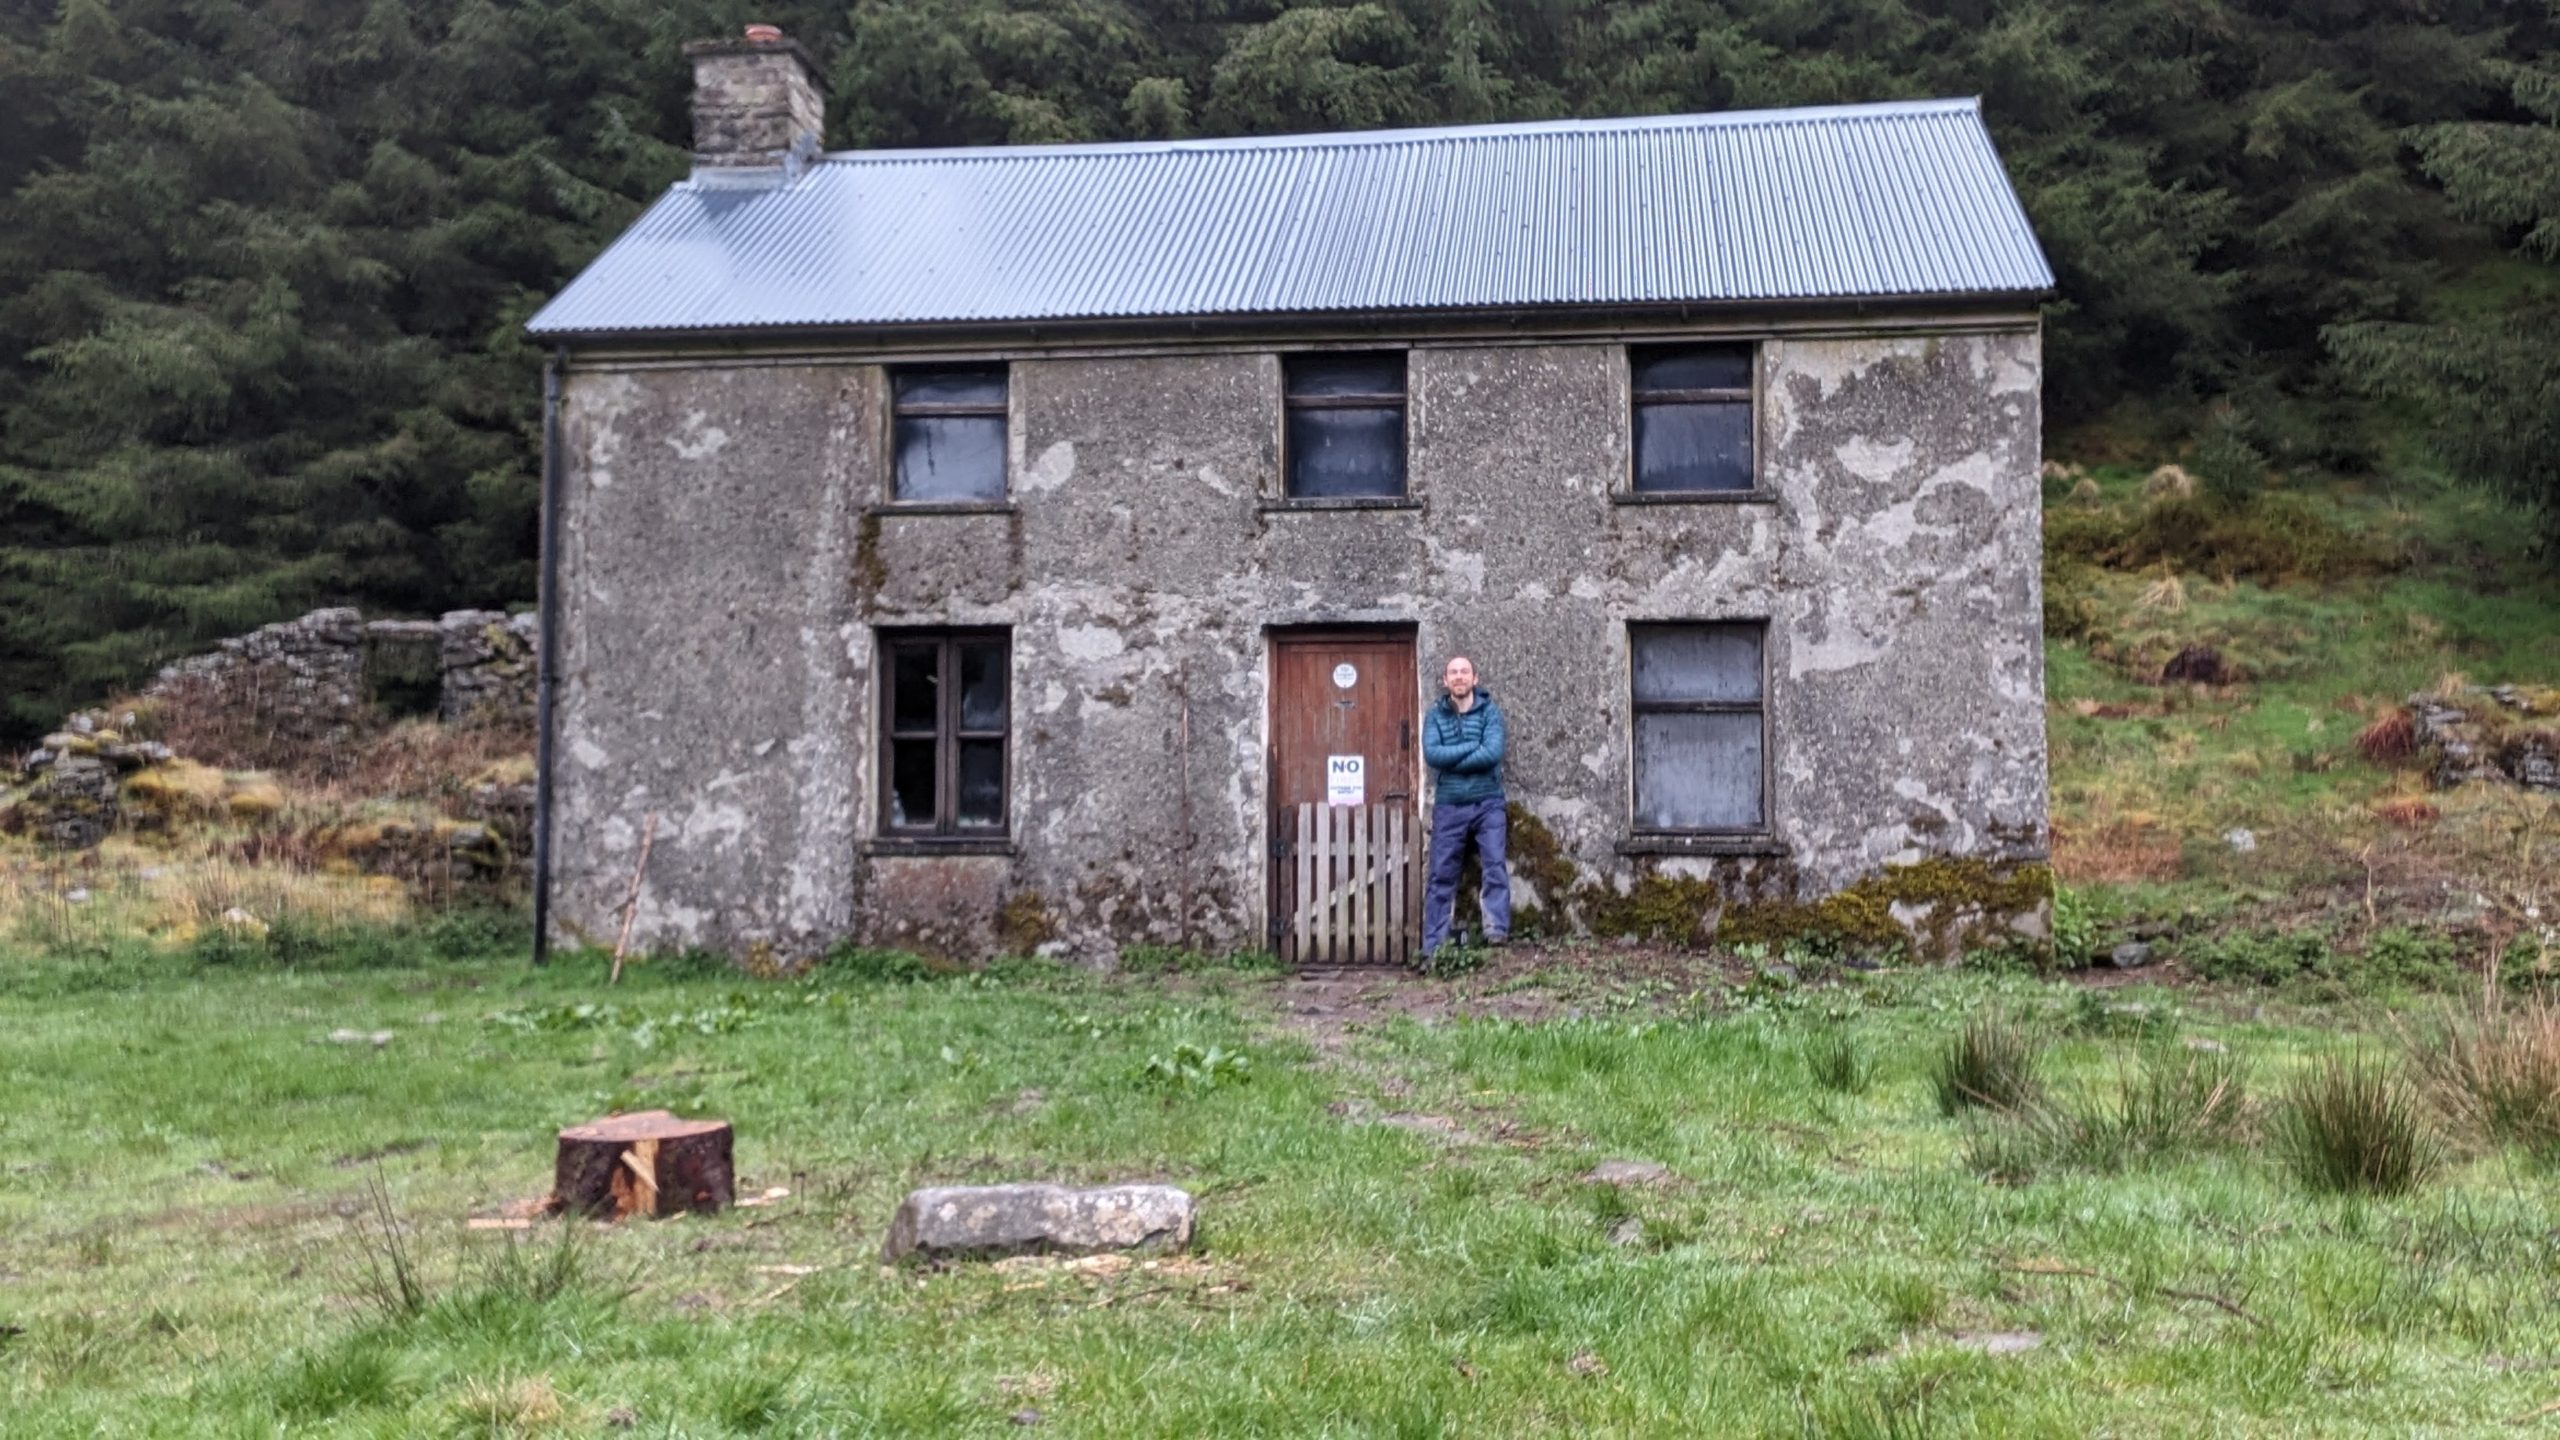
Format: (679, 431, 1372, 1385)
(1630, 622, 1766, 831)
(881, 629, 1009, 836)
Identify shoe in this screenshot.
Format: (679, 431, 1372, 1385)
(1485, 933, 1509, 947)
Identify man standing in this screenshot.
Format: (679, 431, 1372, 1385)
(1422, 655, 1510, 954)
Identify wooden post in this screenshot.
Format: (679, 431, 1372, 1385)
(608, 812, 658, 985)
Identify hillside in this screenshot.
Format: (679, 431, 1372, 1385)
(2041, 449, 2558, 976)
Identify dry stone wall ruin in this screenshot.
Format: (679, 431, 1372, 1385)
(135, 607, 538, 739)
(8, 607, 537, 856)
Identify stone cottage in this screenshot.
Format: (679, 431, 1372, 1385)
(524, 27, 2056, 965)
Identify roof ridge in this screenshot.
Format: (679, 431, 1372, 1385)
(530, 94, 2055, 338)
(803, 97, 1984, 169)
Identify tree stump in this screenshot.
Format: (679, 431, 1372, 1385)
(551, 1111, 734, 1220)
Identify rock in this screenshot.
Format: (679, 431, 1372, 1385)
(325, 1028, 394, 1047)
(1606, 1216, 1646, 1248)
(1010, 1409, 1044, 1427)
(220, 906, 268, 937)
(2182, 1036, 2228, 1054)
(2223, 827, 2257, 854)
(62, 888, 89, 905)
(1953, 1330, 2042, 1356)
(2105, 941, 2154, 969)
(1581, 1159, 1675, 1186)
(2516, 741, 2559, 792)
(881, 1183, 1196, 1264)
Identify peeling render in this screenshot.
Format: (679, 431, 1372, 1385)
(550, 326, 2047, 962)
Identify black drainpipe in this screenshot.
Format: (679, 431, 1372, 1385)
(531, 346, 567, 965)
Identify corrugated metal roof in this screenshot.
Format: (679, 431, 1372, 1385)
(526, 98, 2053, 338)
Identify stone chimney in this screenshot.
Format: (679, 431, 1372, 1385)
(683, 25, 824, 171)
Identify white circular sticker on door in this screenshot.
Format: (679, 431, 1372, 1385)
(1332, 663, 1358, 689)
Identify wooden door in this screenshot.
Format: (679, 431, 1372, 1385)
(1269, 631, 1419, 966)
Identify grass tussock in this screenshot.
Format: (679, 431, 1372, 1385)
(1806, 1027, 1877, 1094)
(1968, 1046, 2249, 1178)
(2413, 994, 2560, 1159)
(446, 1374, 565, 1438)
(2356, 708, 2419, 765)
(1932, 1016, 2043, 1115)
(2275, 1055, 2438, 1195)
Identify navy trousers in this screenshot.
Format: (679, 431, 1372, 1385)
(1422, 795, 1511, 953)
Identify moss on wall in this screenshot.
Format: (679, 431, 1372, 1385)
(995, 891, 1060, 953)
(1584, 872, 1725, 946)
(1718, 858, 2055, 959)
(853, 510, 886, 600)
(1492, 803, 2053, 960)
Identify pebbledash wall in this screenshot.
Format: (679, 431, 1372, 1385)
(547, 323, 2049, 963)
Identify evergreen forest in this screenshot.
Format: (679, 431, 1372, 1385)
(2, 0, 2554, 737)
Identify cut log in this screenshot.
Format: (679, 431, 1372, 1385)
(551, 1111, 734, 1220)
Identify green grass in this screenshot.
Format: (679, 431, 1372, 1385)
(7, 928, 2560, 1435)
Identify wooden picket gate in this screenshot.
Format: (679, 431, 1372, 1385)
(1276, 801, 1419, 966)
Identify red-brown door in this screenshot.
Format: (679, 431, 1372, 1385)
(1269, 630, 1419, 965)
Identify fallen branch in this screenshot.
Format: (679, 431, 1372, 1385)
(2508, 1396, 2560, 1426)
(1088, 1284, 1178, 1310)
(1998, 1261, 2267, 1329)
(609, 812, 659, 986)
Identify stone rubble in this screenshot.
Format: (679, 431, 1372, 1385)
(2411, 686, 2559, 793)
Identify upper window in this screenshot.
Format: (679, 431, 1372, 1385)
(1630, 623, 1766, 832)
(881, 630, 1009, 837)
(1283, 353, 1406, 499)
(1631, 345, 1754, 494)
(892, 366, 1007, 502)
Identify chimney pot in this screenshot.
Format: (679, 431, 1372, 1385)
(683, 29, 824, 171)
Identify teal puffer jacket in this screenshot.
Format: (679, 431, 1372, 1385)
(1423, 689, 1507, 805)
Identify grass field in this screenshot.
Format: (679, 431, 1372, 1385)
(7, 922, 2560, 1437)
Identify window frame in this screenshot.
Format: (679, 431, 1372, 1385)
(1620, 342, 1767, 504)
(1276, 350, 1413, 505)
(886, 363, 1012, 508)
(877, 628, 1011, 841)
(1626, 620, 1773, 839)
